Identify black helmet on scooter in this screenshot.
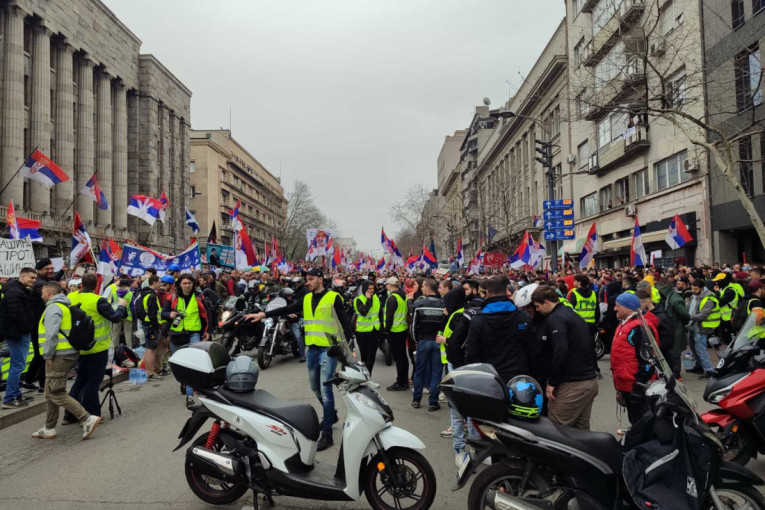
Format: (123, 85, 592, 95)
(225, 355, 259, 392)
(507, 375, 543, 420)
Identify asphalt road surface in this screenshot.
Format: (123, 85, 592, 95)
(0, 351, 763, 510)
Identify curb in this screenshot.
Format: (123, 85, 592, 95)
(0, 370, 130, 431)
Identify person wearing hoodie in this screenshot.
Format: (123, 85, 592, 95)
(461, 279, 484, 309)
(32, 282, 101, 440)
(0, 268, 37, 409)
(656, 276, 690, 378)
(465, 276, 537, 384)
(410, 278, 445, 411)
(689, 278, 720, 378)
(353, 280, 381, 378)
(636, 290, 675, 361)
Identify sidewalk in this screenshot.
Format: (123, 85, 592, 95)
(0, 370, 130, 431)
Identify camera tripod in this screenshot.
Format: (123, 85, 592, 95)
(100, 368, 122, 419)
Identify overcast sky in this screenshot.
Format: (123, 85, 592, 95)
(104, 0, 564, 255)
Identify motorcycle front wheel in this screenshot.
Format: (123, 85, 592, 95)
(467, 461, 549, 510)
(594, 335, 606, 360)
(380, 338, 393, 366)
(185, 431, 248, 505)
(257, 344, 273, 369)
(715, 425, 754, 465)
(364, 447, 437, 510)
(707, 485, 765, 509)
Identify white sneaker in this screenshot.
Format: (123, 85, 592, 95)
(81, 415, 102, 440)
(455, 451, 470, 469)
(367, 381, 380, 388)
(32, 427, 57, 439)
(423, 388, 430, 394)
(438, 392, 447, 403)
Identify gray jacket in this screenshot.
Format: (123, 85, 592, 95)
(42, 294, 76, 360)
(690, 287, 718, 335)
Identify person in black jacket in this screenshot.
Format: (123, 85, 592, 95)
(464, 276, 537, 384)
(410, 278, 445, 410)
(637, 290, 675, 361)
(1, 268, 37, 408)
(531, 286, 599, 430)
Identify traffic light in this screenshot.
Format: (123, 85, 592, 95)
(535, 140, 550, 167)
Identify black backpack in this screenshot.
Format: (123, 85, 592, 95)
(62, 304, 96, 352)
(730, 296, 753, 334)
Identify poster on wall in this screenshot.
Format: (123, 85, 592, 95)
(205, 243, 235, 268)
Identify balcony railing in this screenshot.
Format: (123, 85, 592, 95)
(591, 125, 650, 173)
(583, 0, 646, 67)
(584, 56, 646, 120)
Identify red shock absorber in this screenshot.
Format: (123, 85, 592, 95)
(205, 421, 221, 449)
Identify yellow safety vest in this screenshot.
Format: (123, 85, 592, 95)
(142, 292, 164, 325)
(170, 295, 202, 333)
(385, 293, 408, 333)
(559, 297, 574, 309)
(700, 295, 721, 330)
(69, 292, 111, 355)
(353, 294, 380, 332)
(651, 287, 661, 305)
(303, 291, 341, 347)
(441, 307, 465, 364)
(570, 289, 596, 324)
(721, 283, 745, 322)
(38, 302, 73, 352)
(108, 284, 133, 322)
(68, 290, 79, 300)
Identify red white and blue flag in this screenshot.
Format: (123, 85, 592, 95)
(97, 239, 119, 282)
(421, 243, 438, 269)
(21, 149, 69, 187)
(456, 237, 464, 268)
(532, 215, 543, 228)
(509, 233, 530, 269)
(630, 217, 648, 267)
(529, 235, 546, 269)
(381, 227, 393, 253)
(158, 191, 169, 223)
(6, 200, 20, 240)
(233, 224, 257, 270)
(331, 248, 342, 269)
(468, 250, 483, 275)
(80, 174, 109, 210)
(578, 222, 598, 269)
(665, 214, 693, 250)
(127, 195, 163, 225)
(6, 200, 41, 243)
(376, 256, 385, 272)
(71, 212, 93, 266)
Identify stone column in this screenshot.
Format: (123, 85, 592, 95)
(159, 104, 170, 238)
(170, 112, 181, 248)
(0, 6, 25, 207)
(54, 42, 75, 215)
(29, 24, 52, 212)
(112, 82, 128, 230)
(95, 69, 112, 226)
(76, 57, 95, 223)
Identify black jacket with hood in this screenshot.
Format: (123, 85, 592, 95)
(443, 288, 470, 368)
(0, 278, 35, 340)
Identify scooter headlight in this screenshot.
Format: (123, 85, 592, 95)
(708, 388, 732, 404)
(352, 392, 392, 422)
(263, 318, 274, 328)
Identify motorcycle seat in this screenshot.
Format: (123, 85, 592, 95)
(219, 388, 321, 441)
(505, 416, 621, 472)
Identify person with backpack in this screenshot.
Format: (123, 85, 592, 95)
(134, 275, 164, 380)
(0, 267, 37, 409)
(63, 273, 127, 422)
(730, 279, 765, 335)
(32, 282, 101, 440)
(656, 275, 690, 379)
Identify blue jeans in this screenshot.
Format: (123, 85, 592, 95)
(693, 332, 715, 373)
(306, 346, 337, 435)
(3, 334, 30, 403)
(289, 320, 305, 359)
(446, 362, 479, 453)
(65, 350, 109, 418)
(412, 340, 442, 406)
(170, 332, 201, 396)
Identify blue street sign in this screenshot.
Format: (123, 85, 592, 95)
(543, 199, 574, 210)
(543, 209, 574, 220)
(544, 230, 576, 241)
(544, 219, 575, 230)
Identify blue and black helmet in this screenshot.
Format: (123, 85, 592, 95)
(506, 375, 543, 420)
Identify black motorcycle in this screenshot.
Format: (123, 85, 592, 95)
(219, 297, 264, 357)
(442, 314, 765, 510)
(257, 296, 298, 369)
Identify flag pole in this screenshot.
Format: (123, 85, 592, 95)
(0, 146, 39, 201)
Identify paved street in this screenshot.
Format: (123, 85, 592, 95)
(0, 352, 764, 510)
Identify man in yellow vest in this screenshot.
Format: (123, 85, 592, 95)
(353, 279, 381, 381)
(105, 276, 134, 351)
(1, 267, 37, 409)
(689, 279, 720, 378)
(32, 282, 102, 440)
(567, 274, 598, 335)
(246, 267, 353, 452)
(383, 277, 410, 392)
(713, 271, 745, 344)
(62, 272, 127, 423)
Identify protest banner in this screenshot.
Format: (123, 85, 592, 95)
(0, 238, 36, 277)
(205, 243, 235, 268)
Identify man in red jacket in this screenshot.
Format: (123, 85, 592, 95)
(610, 292, 659, 425)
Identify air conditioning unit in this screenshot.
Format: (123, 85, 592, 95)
(683, 158, 699, 173)
(650, 38, 666, 57)
(625, 204, 637, 217)
(566, 154, 577, 164)
(588, 153, 599, 172)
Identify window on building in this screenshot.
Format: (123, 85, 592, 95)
(735, 44, 763, 111)
(664, 68, 686, 108)
(577, 89, 589, 118)
(554, 164, 563, 199)
(739, 136, 755, 196)
(597, 111, 628, 148)
(221, 190, 229, 206)
(190, 185, 196, 197)
(593, 0, 621, 37)
(551, 105, 561, 138)
(756, 0, 765, 14)
(24, 75, 31, 108)
(23, 23, 31, 53)
(615, 177, 629, 204)
(633, 169, 649, 199)
(574, 38, 585, 68)
(573, 0, 584, 16)
(655, 150, 690, 191)
(732, 0, 746, 28)
(581, 192, 599, 217)
(190, 161, 195, 173)
(577, 140, 590, 168)
(522, 135, 529, 167)
(660, 0, 685, 35)
(599, 185, 613, 210)
(219, 169, 227, 183)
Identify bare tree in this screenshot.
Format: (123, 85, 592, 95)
(281, 180, 337, 261)
(388, 183, 433, 254)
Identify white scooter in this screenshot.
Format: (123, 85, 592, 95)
(169, 341, 437, 510)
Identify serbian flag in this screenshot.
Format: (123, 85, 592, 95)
(6, 200, 20, 240)
(331, 248, 342, 269)
(529, 235, 546, 269)
(21, 149, 69, 187)
(233, 223, 257, 269)
(468, 250, 483, 275)
(264, 240, 273, 266)
(17, 218, 42, 243)
(509, 233, 530, 269)
(381, 227, 393, 253)
(306, 237, 318, 261)
(376, 256, 385, 272)
(128, 195, 162, 225)
(97, 239, 118, 282)
(665, 214, 693, 250)
(532, 215, 543, 228)
(422, 243, 438, 269)
(390, 239, 403, 265)
(578, 222, 598, 269)
(630, 217, 648, 267)
(158, 191, 169, 223)
(80, 174, 109, 210)
(456, 237, 464, 268)
(229, 199, 242, 231)
(71, 212, 93, 266)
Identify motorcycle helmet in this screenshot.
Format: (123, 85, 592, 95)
(506, 375, 543, 419)
(513, 283, 539, 308)
(225, 355, 259, 392)
(280, 287, 295, 299)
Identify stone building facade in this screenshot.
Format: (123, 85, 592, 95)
(0, 0, 191, 255)
(436, 130, 466, 258)
(189, 130, 286, 250)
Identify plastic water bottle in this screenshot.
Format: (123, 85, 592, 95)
(683, 352, 695, 370)
(130, 368, 147, 385)
(133, 346, 145, 360)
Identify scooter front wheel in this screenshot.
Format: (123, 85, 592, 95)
(185, 431, 248, 505)
(364, 447, 437, 510)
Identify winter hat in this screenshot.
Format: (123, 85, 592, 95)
(616, 292, 641, 311)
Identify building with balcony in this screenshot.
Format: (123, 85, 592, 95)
(565, 0, 712, 266)
(703, 0, 765, 263)
(436, 130, 466, 258)
(189, 130, 286, 250)
(0, 0, 192, 256)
